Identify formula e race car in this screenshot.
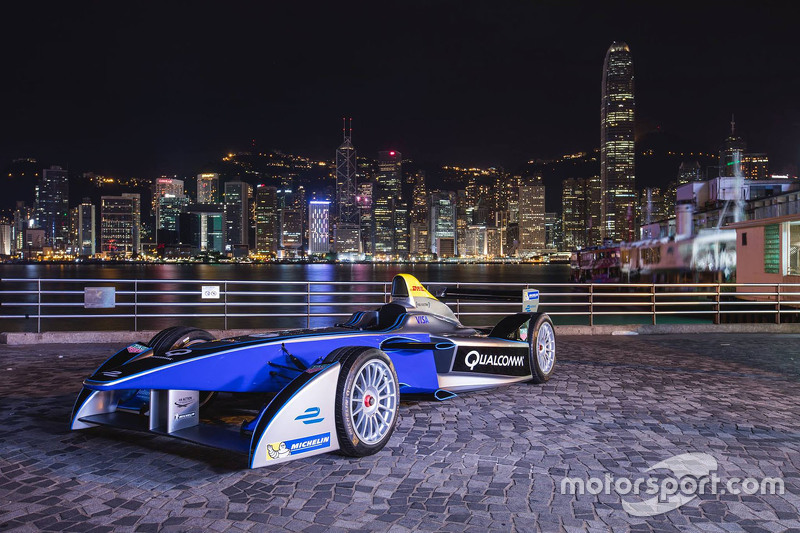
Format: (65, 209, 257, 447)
(70, 274, 556, 468)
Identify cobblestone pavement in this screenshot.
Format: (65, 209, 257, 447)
(1, 335, 799, 532)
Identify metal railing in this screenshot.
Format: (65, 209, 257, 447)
(1, 278, 799, 333)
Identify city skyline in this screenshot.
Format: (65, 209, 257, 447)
(1, 2, 798, 177)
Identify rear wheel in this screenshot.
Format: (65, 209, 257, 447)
(147, 326, 217, 407)
(528, 314, 556, 384)
(327, 346, 399, 457)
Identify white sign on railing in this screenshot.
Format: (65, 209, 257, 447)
(84, 287, 115, 308)
(202, 285, 221, 299)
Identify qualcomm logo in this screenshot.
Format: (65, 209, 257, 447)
(295, 407, 324, 424)
(464, 350, 525, 370)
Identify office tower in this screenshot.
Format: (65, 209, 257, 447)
(545, 212, 561, 251)
(196, 173, 220, 204)
(153, 177, 186, 243)
(677, 161, 702, 185)
(562, 178, 587, 250)
(411, 171, 428, 224)
(600, 42, 636, 242)
(280, 208, 303, 254)
(719, 116, 747, 177)
(356, 181, 375, 256)
(639, 188, 669, 230)
(11, 201, 33, 255)
(308, 200, 330, 255)
(122, 193, 141, 254)
(586, 175, 603, 246)
(224, 181, 251, 252)
(183, 204, 224, 253)
(157, 195, 189, 245)
(70, 198, 95, 256)
(743, 153, 769, 180)
(393, 201, 409, 258)
(374, 150, 402, 256)
(35, 166, 70, 248)
(517, 177, 546, 257)
(0, 224, 11, 255)
(335, 119, 358, 224)
(255, 185, 278, 255)
(429, 191, 457, 257)
(153, 177, 184, 203)
(334, 120, 360, 255)
(409, 222, 429, 258)
(101, 195, 140, 257)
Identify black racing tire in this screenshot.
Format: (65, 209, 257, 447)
(328, 346, 400, 458)
(528, 313, 556, 384)
(147, 326, 217, 407)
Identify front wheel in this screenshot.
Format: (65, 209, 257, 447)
(147, 326, 217, 407)
(328, 347, 400, 457)
(528, 313, 556, 384)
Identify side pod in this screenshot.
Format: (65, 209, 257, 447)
(249, 362, 343, 468)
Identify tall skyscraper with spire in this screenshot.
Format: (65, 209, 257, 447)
(334, 119, 360, 255)
(600, 42, 635, 242)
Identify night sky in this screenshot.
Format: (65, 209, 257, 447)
(1, 1, 798, 177)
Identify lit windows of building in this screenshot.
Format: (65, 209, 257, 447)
(308, 200, 330, 256)
(224, 181, 252, 253)
(35, 166, 70, 249)
(101, 194, 140, 258)
(518, 177, 546, 257)
(196, 173, 220, 204)
(600, 42, 636, 242)
(255, 185, 278, 255)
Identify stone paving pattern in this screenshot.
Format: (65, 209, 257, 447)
(1, 334, 799, 532)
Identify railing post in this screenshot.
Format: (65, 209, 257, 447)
(134, 280, 138, 331)
(776, 283, 781, 325)
(37, 278, 41, 334)
(224, 280, 229, 331)
(456, 282, 461, 320)
(589, 284, 594, 327)
(307, 282, 311, 328)
(715, 283, 721, 325)
(651, 283, 656, 325)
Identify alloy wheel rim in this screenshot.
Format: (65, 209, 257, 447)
(350, 359, 397, 444)
(536, 322, 555, 374)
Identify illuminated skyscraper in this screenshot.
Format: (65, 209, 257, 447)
(224, 181, 251, 251)
(719, 116, 746, 178)
(518, 177, 546, 257)
(308, 200, 331, 255)
(600, 42, 636, 242)
(335, 119, 358, 224)
(153, 177, 186, 244)
(196, 173, 220, 204)
(101, 194, 140, 257)
(429, 191, 457, 257)
(70, 198, 95, 256)
(334, 120, 360, 255)
(255, 185, 278, 254)
(35, 166, 70, 249)
(374, 150, 402, 256)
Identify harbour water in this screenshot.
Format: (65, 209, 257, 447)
(0, 263, 572, 284)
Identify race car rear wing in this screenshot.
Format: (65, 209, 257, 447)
(432, 286, 540, 313)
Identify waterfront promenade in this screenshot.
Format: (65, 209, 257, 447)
(1, 335, 799, 531)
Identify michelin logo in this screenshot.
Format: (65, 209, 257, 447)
(464, 350, 525, 370)
(266, 432, 331, 460)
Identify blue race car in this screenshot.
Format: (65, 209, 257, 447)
(71, 274, 556, 468)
